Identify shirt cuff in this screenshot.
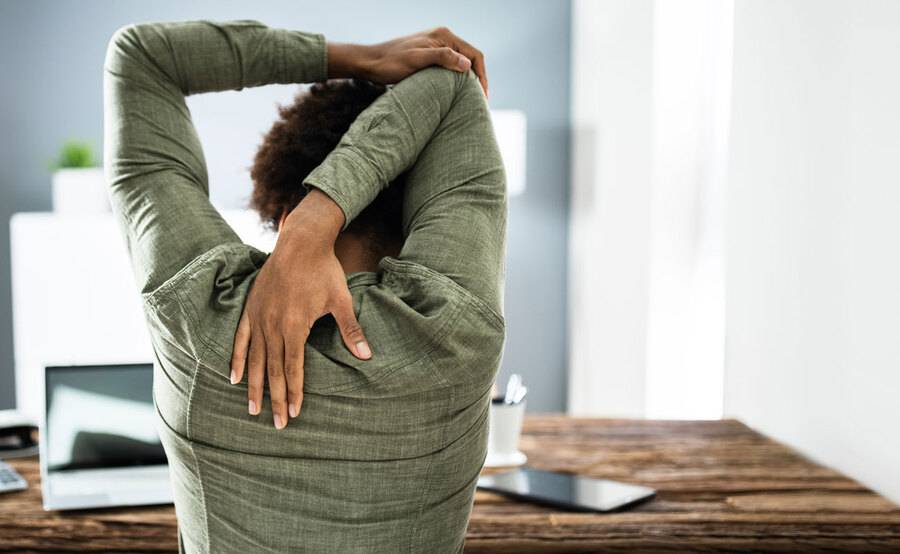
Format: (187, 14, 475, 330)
(302, 148, 384, 231)
(280, 30, 328, 83)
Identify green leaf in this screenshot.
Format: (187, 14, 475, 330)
(49, 140, 97, 170)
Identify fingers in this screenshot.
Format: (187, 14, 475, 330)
(418, 46, 471, 74)
(243, 319, 305, 428)
(332, 295, 372, 360)
(469, 50, 488, 97)
(284, 335, 306, 420)
(431, 27, 488, 96)
(448, 37, 488, 96)
(230, 311, 250, 385)
(247, 327, 265, 417)
(266, 333, 288, 430)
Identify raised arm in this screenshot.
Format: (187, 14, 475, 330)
(228, 32, 498, 430)
(106, 21, 489, 299)
(303, 67, 506, 315)
(104, 20, 329, 295)
(106, 21, 493, 430)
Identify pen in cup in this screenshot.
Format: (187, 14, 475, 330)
(502, 373, 526, 404)
(486, 373, 528, 467)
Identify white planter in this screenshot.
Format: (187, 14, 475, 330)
(52, 168, 109, 214)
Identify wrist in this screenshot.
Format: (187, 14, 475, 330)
(282, 189, 345, 246)
(327, 42, 373, 80)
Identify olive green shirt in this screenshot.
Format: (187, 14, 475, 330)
(103, 20, 506, 554)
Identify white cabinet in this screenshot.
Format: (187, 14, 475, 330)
(10, 210, 275, 421)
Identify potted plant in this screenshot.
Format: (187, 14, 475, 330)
(49, 140, 109, 213)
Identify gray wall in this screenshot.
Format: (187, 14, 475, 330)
(0, 0, 570, 412)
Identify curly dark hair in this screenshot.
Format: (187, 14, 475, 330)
(250, 79, 405, 246)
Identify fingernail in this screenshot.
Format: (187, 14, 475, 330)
(356, 341, 372, 359)
(274, 414, 284, 429)
(248, 400, 257, 415)
(230, 370, 238, 384)
(289, 404, 299, 418)
(458, 56, 470, 70)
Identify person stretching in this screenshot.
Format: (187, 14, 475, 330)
(104, 19, 506, 553)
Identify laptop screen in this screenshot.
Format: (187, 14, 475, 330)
(44, 364, 167, 472)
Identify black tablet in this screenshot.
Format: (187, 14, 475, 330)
(477, 468, 656, 512)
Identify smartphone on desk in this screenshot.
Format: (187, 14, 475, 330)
(0, 410, 38, 459)
(477, 468, 656, 512)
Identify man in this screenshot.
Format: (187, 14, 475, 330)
(104, 19, 506, 553)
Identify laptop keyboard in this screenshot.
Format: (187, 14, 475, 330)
(0, 461, 27, 493)
(49, 465, 171, 497)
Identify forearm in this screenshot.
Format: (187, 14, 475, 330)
(105, 20, 327, 96)
(281, 189, 345, 249)
(396, 70, 507, 314)
(302, 67, 506, 313)
(103, 19, 328, 294)
(302, 66, 467, 230)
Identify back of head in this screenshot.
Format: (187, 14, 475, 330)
(250, 79, 405, 249)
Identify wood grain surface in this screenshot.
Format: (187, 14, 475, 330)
(1, 417, 898, 553)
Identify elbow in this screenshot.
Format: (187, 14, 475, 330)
(104, 24, 145, 74)
(109, 23, 139, 46)
(405, 65, 468, 106)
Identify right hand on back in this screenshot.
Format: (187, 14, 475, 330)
(229, 189, 372, 429)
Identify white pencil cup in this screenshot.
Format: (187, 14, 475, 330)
(484, 398, 527, 468)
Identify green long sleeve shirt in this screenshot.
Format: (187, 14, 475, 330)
(103, 20, 506, 554)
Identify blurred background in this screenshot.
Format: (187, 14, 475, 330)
(1, 0, 898, 504)
(0, 0, 571, 414)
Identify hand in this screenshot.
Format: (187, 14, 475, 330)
(230, 190, 371, 429)
(328, 26, 489, 96)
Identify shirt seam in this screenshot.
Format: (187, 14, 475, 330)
(190, 427, 212, 553)
(156, 399, 211, 552)
(174, 283, 229, 382)
(184, 356, 202, 440)
(381, 257, 505, 330)
(408, 351, 448, 554)
(143, 241, 248, 308)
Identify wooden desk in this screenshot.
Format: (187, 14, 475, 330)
(1, 417, 898, 552)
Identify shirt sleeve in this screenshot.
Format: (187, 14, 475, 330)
(103, 20, 327, 295)
(303, 67, 507, 318)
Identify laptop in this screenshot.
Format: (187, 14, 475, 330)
(40, 363, 173, 511)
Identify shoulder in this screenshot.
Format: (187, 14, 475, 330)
(375, 257, 505, 341)
(374, 257, 506, 391)
(142, 242, 265, 373)
(379, 257, 504, 326)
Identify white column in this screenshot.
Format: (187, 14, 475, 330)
(568, 0, 732, 418)
(568, 0, 654, 416)
(644, 0, 733, 419)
